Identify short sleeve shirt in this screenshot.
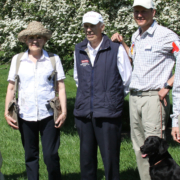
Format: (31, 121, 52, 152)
(8, 49, 66, 121)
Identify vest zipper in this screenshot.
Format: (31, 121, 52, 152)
(90, 51, 101, 116)
(79, 46, 109, 118)
(90, 67, 94, 115)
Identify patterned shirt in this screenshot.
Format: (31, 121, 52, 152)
(171, 41, 180, 127)
(129, 20, 179, 92)
(8, 50, 65, 121)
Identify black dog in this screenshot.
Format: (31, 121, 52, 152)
(140, 136, 180, 180)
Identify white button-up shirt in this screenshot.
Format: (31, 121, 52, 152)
(74, 38, 132, 96)
(8, 49, 65, 121)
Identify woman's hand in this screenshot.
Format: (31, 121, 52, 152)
(5, 81, 18, 129)
(4, 113, 19, 129)
(55, 80, 67, 129)
(54, 113, 67, 128)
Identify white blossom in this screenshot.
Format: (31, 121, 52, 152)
(0, 0, 179, 71)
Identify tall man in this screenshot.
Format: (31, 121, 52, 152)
(74, 11, 132, 180)
(111, 0, 180, 179)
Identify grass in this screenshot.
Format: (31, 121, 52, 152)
(0, 64, 180, 180)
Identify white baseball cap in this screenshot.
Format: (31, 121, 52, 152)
(82, 11, 104, 25)
(133, 0, 154, 9)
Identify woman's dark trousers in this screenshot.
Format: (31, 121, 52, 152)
(19, 116, 61, 180)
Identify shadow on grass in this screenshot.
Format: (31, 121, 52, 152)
(167, 138, 180, 148)
(120, 168, 140, 180)
(4, 171, 27, 180)
(62, 169, 105, 180)
(61, 97, 77, 135)
(62, 168, 140, 180)
(3, 169, 105, 180)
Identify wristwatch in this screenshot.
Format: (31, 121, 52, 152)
(164, 82, 172, 89)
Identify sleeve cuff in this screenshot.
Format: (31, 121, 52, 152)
(7, 78, 15, 82)
(172, 118, 179, 127)
(57, 77, 66, 81)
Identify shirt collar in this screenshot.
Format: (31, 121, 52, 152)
(87, 38, 104, 52)
(146, 20, 158, 35)
(20, 49, 49, 61)
(134, 20, 158, 40)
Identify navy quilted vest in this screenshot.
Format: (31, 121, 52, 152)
(74, 34, 124, 118)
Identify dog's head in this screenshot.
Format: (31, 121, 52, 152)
(140, 136, 169, 158)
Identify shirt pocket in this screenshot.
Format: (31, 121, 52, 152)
(38, 65, 54, 88)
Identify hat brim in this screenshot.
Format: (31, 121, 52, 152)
(133, 4, 153, 9)
(18, 29, 52, 43)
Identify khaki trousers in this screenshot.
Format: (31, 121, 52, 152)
(129, 93, 170, 180)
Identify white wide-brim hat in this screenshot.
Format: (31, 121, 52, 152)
(133, 0, 154, 9)
(82, 11, 104, 25)
(18, 21, 52, 43)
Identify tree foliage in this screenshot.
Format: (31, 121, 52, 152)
(0, 0, 179, 73)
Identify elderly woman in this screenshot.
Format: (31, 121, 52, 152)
(4, 21, 66, 180)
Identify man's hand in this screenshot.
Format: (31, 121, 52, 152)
(55, 113, 66, 128)
(4, 114, 19, 130)
(111, 33, 124, 43)
(171, 127, 180, 143)
(158, 88, 169, 106)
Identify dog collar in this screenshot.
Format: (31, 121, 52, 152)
(150, 157, 166, 167)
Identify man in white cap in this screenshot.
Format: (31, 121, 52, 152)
(111, 0, 180, 179)
(74, 11, 132, 180)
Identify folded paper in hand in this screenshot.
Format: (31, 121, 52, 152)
(48, 97, 62, 123)
(8, 99, 19, 128)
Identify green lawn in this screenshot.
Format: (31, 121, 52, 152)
(0, 65, 180, 180)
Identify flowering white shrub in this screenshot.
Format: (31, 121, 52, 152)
(0, 0, 179, 72)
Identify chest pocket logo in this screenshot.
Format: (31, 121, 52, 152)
(80, 60, 90, 67)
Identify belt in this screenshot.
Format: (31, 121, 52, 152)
(130, 90, 159, 96)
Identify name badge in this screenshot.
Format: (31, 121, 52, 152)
(145, 45, 152, 50)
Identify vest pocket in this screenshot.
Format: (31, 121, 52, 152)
(105, 92, 116, 112)
(75, 91, 83, 109)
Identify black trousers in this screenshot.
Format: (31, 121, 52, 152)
(19, 116, 61, 180)
(75, 116, 122, 180)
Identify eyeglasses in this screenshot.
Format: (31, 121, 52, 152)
(27, 35, 44, 40)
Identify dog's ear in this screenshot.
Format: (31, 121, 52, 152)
(159, 138, 169, 155)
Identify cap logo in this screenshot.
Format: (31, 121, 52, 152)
(84, 15, 97, 18)
(82, 11, 103, 25)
